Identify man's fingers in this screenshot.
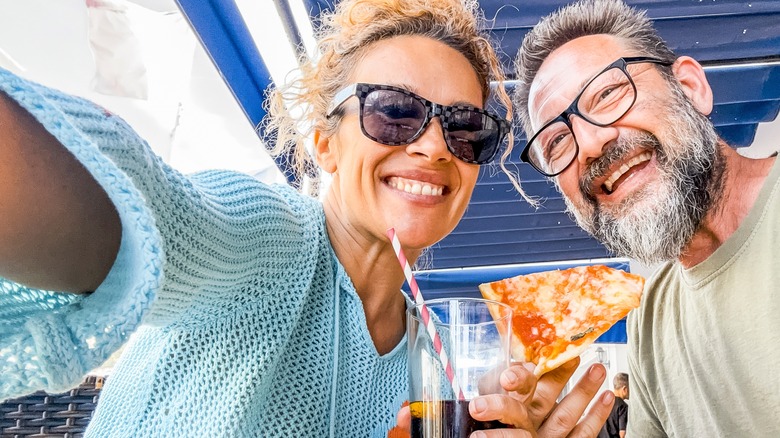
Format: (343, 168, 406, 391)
(469, 394, 535, 432)
(537, 363, 609, 437)
(566, 391, 615, 438)
(527, 357, 580, 427)
(472, 429, 535, 438)
(501, 362, 538, 403)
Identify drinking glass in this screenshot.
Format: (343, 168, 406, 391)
(407, 298, 513, 438)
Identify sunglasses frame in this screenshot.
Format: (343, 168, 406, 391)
(328, 83, 510, 165)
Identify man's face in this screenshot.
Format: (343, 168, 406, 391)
(527, 35, 723, 264)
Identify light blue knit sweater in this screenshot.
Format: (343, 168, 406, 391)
(0, 68, 409, 437)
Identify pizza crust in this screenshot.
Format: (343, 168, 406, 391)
(534, 331, 599, 377)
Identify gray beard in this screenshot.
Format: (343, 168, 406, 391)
(563, 87, 725, 264)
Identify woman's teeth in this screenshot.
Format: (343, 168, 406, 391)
(387, 176, 444, 196)
(603, 152, 652, 193)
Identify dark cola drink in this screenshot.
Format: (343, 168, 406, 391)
(410, 400, 508, 438)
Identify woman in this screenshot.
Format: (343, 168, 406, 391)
(0, 0, 610, 436)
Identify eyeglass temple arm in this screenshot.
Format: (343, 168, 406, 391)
(623, 56, 674, 67)
(327, 83, 359, 115)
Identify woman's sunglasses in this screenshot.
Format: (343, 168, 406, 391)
(327, 83, 510, 165)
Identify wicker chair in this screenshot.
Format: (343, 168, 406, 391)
(0, 376, 104, 438)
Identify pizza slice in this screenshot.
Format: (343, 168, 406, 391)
(479, 265, 644, 377)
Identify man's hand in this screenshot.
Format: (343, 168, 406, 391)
(469, 358, 614, 437)
(391, 358, 613, 437)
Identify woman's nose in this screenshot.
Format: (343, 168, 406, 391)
(405, 118, 453, 163)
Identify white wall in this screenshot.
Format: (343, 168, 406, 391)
(562, 343, 630, 403)
(0, 0, 283, 180)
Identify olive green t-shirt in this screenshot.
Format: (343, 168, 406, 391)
(627, 157, 780, 437)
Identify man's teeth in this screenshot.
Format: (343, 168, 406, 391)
(603, 152, 652, 193)
(388, 176, 444, 196)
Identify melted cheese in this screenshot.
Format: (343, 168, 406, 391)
(480, 265, 644, 374)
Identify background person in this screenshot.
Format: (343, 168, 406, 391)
(512, 0, 780, 436)
(0, 0, 612, 436)
(598, 373, 629, 438)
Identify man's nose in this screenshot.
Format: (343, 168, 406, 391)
(570, 115, 619, 167)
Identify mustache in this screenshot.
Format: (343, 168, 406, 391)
(578, 132, 661, 200)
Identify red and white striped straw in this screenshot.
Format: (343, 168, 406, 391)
(387, 228, 465, 401)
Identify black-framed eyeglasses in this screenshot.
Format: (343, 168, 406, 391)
(327, 83, 510, 165)
(520, 56, 673, 177)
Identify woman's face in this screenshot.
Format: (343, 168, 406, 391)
(317, 35, 484, 250)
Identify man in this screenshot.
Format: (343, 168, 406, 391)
(512, 0, 780, 436)
(598, 373, 629, 438)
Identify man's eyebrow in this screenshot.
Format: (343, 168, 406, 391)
(575, 64, 606, 97)
(575, 58, 620, 96)
(533, 83, 567, 128)
(577, 75, 592, 94)
(532, 66, 597, 129)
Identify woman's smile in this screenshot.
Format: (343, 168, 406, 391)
(386, 176, 446, 196)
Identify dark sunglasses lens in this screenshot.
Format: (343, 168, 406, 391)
(446, 110, 501, 164)
(362, 90, 427, 145)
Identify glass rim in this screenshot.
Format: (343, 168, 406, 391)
(406, 297, 513, 327)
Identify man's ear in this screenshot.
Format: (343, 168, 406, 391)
(671, 56, 713, 116)
(314, 129, 338, 174)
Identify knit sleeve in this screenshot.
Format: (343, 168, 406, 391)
(0, 69, 317, 399)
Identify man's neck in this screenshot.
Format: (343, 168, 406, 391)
(679, 148, 776, 268)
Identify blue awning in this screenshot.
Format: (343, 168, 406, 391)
(175, 0, 780, 344)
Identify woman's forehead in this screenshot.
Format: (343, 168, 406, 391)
(348, 35, 484, 106)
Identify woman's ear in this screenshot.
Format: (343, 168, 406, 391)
(314, 129, 338, 174)
(671, 56, 713, 116)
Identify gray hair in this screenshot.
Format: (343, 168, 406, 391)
(513, 0, 677, 135)
(613, 372, 629, 389)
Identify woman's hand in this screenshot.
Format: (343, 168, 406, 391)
(468, 358, 614, 437)
(0, 92, 121, 293)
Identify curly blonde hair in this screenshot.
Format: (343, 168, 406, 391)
(264, 0, 522, 197)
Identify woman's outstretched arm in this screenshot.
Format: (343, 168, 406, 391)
(0, 91, 121, 293)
